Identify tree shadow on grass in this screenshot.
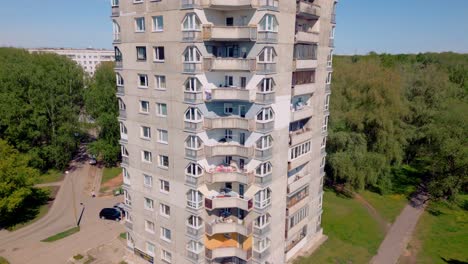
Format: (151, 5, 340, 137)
(441, 257, 468, 264)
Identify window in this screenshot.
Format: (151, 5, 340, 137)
(330, 26, 336, 39)
(120, 122, 128, 137)
(224, 103, 234, 114)
(159, 155, 169, 168)
(240, 77, 247, 88)
(158, 129, 168, 144)
(182, 13, 201, 31)
(156, 103, 167, 117)
(294, 44, 317, 60)
(260, 14, 278, 32)
(320, 157, 326, 168)
(287, 186, 309, 207)
(326, 72, 332, 84)
(184, 108, 202, 122)
(161, 249, 172, 263)
(153, 46, 165, 61)
(145, 220, 155, 233)
(183, 46, 201, 63)
(160, 227, 171, 242)
(258, 47, 276, 63)
(112, 21, 121, 41)
(257, 108, 274, 122)
(186, 163, 203, 177)
(321, 137, 327, 149)
(114, 47, 122, 62)
(159, 179, 170, 193)
(124, 190, 132, 206)
(111, 0, 119, 7)
(259, 78, 274, 92)
(121, 145, 129, 157)
(144, 197, 154, 211)
(255, 188, 272, 209)
(290, 206, 309, 228)
(138, 74, 148, 87)
(256, 135, 272, 150)
(327, 49, 334, 67)
(187, 189, 203, 209)
(123, 168, 130, 182)
(256, 162, 272, 176)
(185, 77, 201, 92)
(255, 214, 270, 228)
(136, 47, 147, 61)
(116, 73, 124, 86)
(224, 129, 233, 140)
(155, 75, 166, 90)
(187, 240, 203, 253)
(142, 150, 152, 163)
(186, 135, 201, 150)
(160, 203, 170, 217)
(152, 16, 164, 31)
(135, 17, 145, 32)
(290, 141, 311, 160)
(324, 94, 330, 110)
(292, 70, 315, 85)
(224, 75, 234, 86)
(141, 126, 151, 139)
(146, 241, 155, 256)
(140, 100, 150, 113)
(144, 174, 153, 187)
(322, 115, 329, 132)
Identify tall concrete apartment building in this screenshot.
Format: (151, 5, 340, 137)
(112, 0, 337, 263)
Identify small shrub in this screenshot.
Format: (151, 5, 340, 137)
(73, 254, 84, 260)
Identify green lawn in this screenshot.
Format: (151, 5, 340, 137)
(101, 167, 121, 185)
(410, 195, 468, 264)
(0, 256, 10, 264)
(41, 226, 80, 242)
(296, 191, 385, 264)
(36, 169, 63, 184)
(119, 232, 126, 239)
(360, 190, 407, 223)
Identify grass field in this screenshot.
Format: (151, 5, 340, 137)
(295, 191, 385, 264)
(36, 169, 63, 184)
(360, 190, 407, 223)
(101, 167, 121, 185)
(0, 256, 9, 264)
(41, 226, 80, 242)
(407, 195, 468, 264)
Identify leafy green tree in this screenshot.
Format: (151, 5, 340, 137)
(0, 140, 49, 227)
(84, 62, 120, 166)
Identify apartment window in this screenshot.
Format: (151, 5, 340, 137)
(255, 188, 272, 209)
(145, 220, 155, 233)
(160, 227, 171, 242)
(186, 163, 203, 177)
(324, 94, 330, 110)
(320, 157, 326, 168)
(160, 203, 170, 217)
(255, 214, 270, 228)
(323, 115, 329, 132)
(290, 141, 311, 160)
(187, 189, 203, 209)
(224, 75, 234, 86)
(155, 75, 166, 90)
(140, 100, 150, 113)
(141, 126, 151, 139)
(259, 78, 274, 93)
(146, 242, 155, 257)
(224, 103, 234, 114)
(135, 17, 145, 32)
(287, 186, 309, 207)
(330, 26, 336, 39)
(224, 129, 233, 140)
(121, 145, 129, 157)
(111, 0, 119, 7)
(113, 21, 121, 41)
(138, 74, 148, 87)
(294, 44, 317, 60)
(124, 190, 132, 206)
(153, 46, 165, 62)
(327, 49, 334, 67)
(258, 47, 276, 63)
(184, 108, 203, 122)
(183, 46, 201, 63)
(187, 240, 203, 253)
(321, 137, 327, 149)
(159, 155, 169, 168)
(290, 206, 309, 228)
(240, 77, 247, 88)
(256, 135, 273, 150)
(144, 197, 154, 211)
(120, 122, 127, 136)
(156, 103, 167, 117)
(260, 14, 278, 32)
(186, 135, 202, 150)
(256, 162, 272, 176)
(152, 16, 164, 32)
(182, 13, 201, 31)
(116, 73, 124, 86)
(185, 77, 201, 92)
(123, 167, 130, 181)
(326, 72, 332, 84)
(136, 47, 147, 61)
(142, 150, 152, 163)
(161, 249, 172, 263)
(158, 129, 168, 144)
(257, 108, 274, 122)
(159, 179, 170, 193)
(144, 174, 153, 187)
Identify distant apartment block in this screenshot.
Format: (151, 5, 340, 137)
(28, 48, 115, 75)
(112, 0, 337, 263)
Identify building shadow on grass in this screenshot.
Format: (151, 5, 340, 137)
(441, 257, 468, 264)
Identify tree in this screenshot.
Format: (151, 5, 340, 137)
(84, 62, 120, 166)
(0, 140, 49, 227)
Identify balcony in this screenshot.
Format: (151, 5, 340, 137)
(186, 246, 204, 263)
(297, 1, 321, 19)
(185, 121, 204, 132)
(205, 193, 253, 211)
(120, 134, 128, 144)
(206, 87, 252, 102)
(119, 109, 126, 120)
(186, 147, 205, 160)
(206, 164, 253, 185)
(121, 156, 129, 166)
(115, 60, 123, 69)
(204, 116, 253, 130)
(287, 174, 310, 194)
(203, 25, 257, 41)
(205, 143, 254, 157)
(117, 85, 124, 95)
(204, 57, 256, 72)
(184, 91, 204, 104)
(111, 6, 120, 17)
(206, 216, 253, 237)
(254, 173, 272, 188)
(113, 33, 121, 44)
(254, 198, 271, 213)
(255, 121, 274, 133)
(288, 152, 312, 170)
(257, 32, 278, 43)
(183, 62, 203, 74)
(289, 128, 313, 146)
(186, 175, 205, 187)
(253, 222, 271, 237)
(205, 234, 252, 261)
(253, 240, 271, 262)
(326, 83, 331, 93)
(181, 0, 201, 9)
(255, 148, 272, 161)
(295, 31, 319, 43)
(186, 224, 204, 239)
(331, 13, 336, 24)
(292, 83, 316, 96)
(291, 105, 313, 122)
(293, 58, 318, 70)
(182, 31, 202, 42)
(329, 38, 335, 47)
(255, 92, 275, 105)
(255, 0, 279, 11)
(202, 0, 252, 9)
(256, 62, 276, 74)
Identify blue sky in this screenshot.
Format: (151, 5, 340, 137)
(0, 0, 467, 54)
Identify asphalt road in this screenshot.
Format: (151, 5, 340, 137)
(0, 162, 124, 264)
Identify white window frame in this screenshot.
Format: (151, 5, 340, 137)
(256, 108, 274, 122)
(153, 46, 165, 62)
(184, 108, 203, 122)
(144, 174, 153, 187)
(256, 162, 272, 176)
(258, 47, 276, 63)
(116, 73, 124, 86)
(145, 220, 155, 234)
(140, 100, 150, 113)
(158, 129, 168, 144)
(326, 72, 332, 84)
(142, 150, 152, 163)
(138, 74, 148, 88)
(156, 103, 168, 117)
(152, 16, 164, 32)
(159, 179, 170, 193)
(159, 155, 169, 169)
(324, 94, 331, 110)
(322, 115, 329, 132)
(256, 135, 272, 150)
(135, 17, 146, 32)
(141, 126, 151, 139)
(161, 249, 172, 263)
(183, 46, 201, 63)
(155, 75, 166, 90)
(146, 241, 155, 257)
(182, 13, 201, 31)
(144, 197, 154, 211)
(224, 103, 234, 115)
(260, 14, 278, 32)
(160, 203, 170, 218)
(185, 77, 201, 92)
(160, 227, 172, 242)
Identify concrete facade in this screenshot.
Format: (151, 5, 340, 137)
(113, 0, 337, 263)
(28, 48, 115, 75)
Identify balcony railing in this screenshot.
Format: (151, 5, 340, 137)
(205, 144, 254, 157)
(291, 105, 314, 121)
(113, 33, 121, 43)
(255, 121, 274, 133)
(297, 1, 321, 19)
(256, 63, 276, 74)
(117, 85, 124, 95)
(255, 92, 275, 104)
(257, 32, 278, 43)
(293, 58, 318, 70)
(115, 60, 123, 69)
(183, 62, 203, 73)
(204, 116, 253, 130)
(255, 0, 279, 11)
(121, 156, 129, 166)
(185, 121, 204, 132)
(207, 87, 252, 102)
(254, 173, 272, 188)
(289, 128, 312, 146)
(111, 6, 120, 16)
(292, 82, 316, 96)
(186, 224, 204, 239)
(254, 198, 271, 212)
(331, 13, 336, 24)
(119, 109, 126, 119)
(205, 247, 252, 261)
(329, 38, 335, 47)
(287, 174, 310, 194)
(185, 147, 205, 160)
(184, 91, 204, 104)
(205, 216, 253, 237)
(181, 0, 201, 9)
(253, 222, 271, 237)
(182, 31, 202, 42)
(253, 241, 271, 261)
(186, 247, 204, 263)
(205, 194, 253, 211)
(203, 25, 257, 41)
(204, 57, 256, 72)
(202, 0, 252, 8)
(295, 31, 319, 43)
(186, 175, 205, 187)
(206, 164, 254, 185)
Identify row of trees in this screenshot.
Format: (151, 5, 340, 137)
(327, 53, 467, 200)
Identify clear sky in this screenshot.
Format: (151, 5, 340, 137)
(0, 0, 467, 54)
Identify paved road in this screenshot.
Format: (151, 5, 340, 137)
(370, 191, 428, 264)
(0, 162, 124, 264)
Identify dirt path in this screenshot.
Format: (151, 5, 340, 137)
(370, 190, 428, 264)
(354, 193, 391, 233)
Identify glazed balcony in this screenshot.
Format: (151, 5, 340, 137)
(253, 240, 271, 262)
(287, 173, 310, 194)
(205, 143, 254, 157)
(116, 85, 124, 95)
(183, 62, 204, 74)
(293, 58, 318, 70)
(204, 116, 253, 130)
(186, 147, 205, 160)
(289, 128, 313, 146)
(111, 6, 120, 17)
(207, 87, 252, 102)
(255, 148, 273, 161)
(205, 193, 253, 211)
(115, 60, 123, 69)
(205, 234, 252, 261)
(187, 224, 204, 239)
(292, 83, 316, 96)
(206, 164, 254, 185)
(297, 1, 321, 19)
(185, 121, 204, 132)
(288, 152, 312, 170)
(203, 25, 257, 41)
(206, 216, 253, 237)
(255, 92, 275, 105)
(204, 57, 256, 72)
(121, 156, 129, 166)
(186, 246, 204, 263)
(256, 62, 276, 74)
(291, 105, 314, 122)
(182, 31, 202, 42)
(113, 33, 121, 44)
(329, 38, 335, 47)
(295, 30, 319, 43)
(181, 0, 201, 9)
(253, 221, 271, 237)
(254, 173, 272, 188)
(184, 91, 204, 104)
(119, 109, 126, 120)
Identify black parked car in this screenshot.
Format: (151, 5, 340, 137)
(99, 208, 121, 221)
